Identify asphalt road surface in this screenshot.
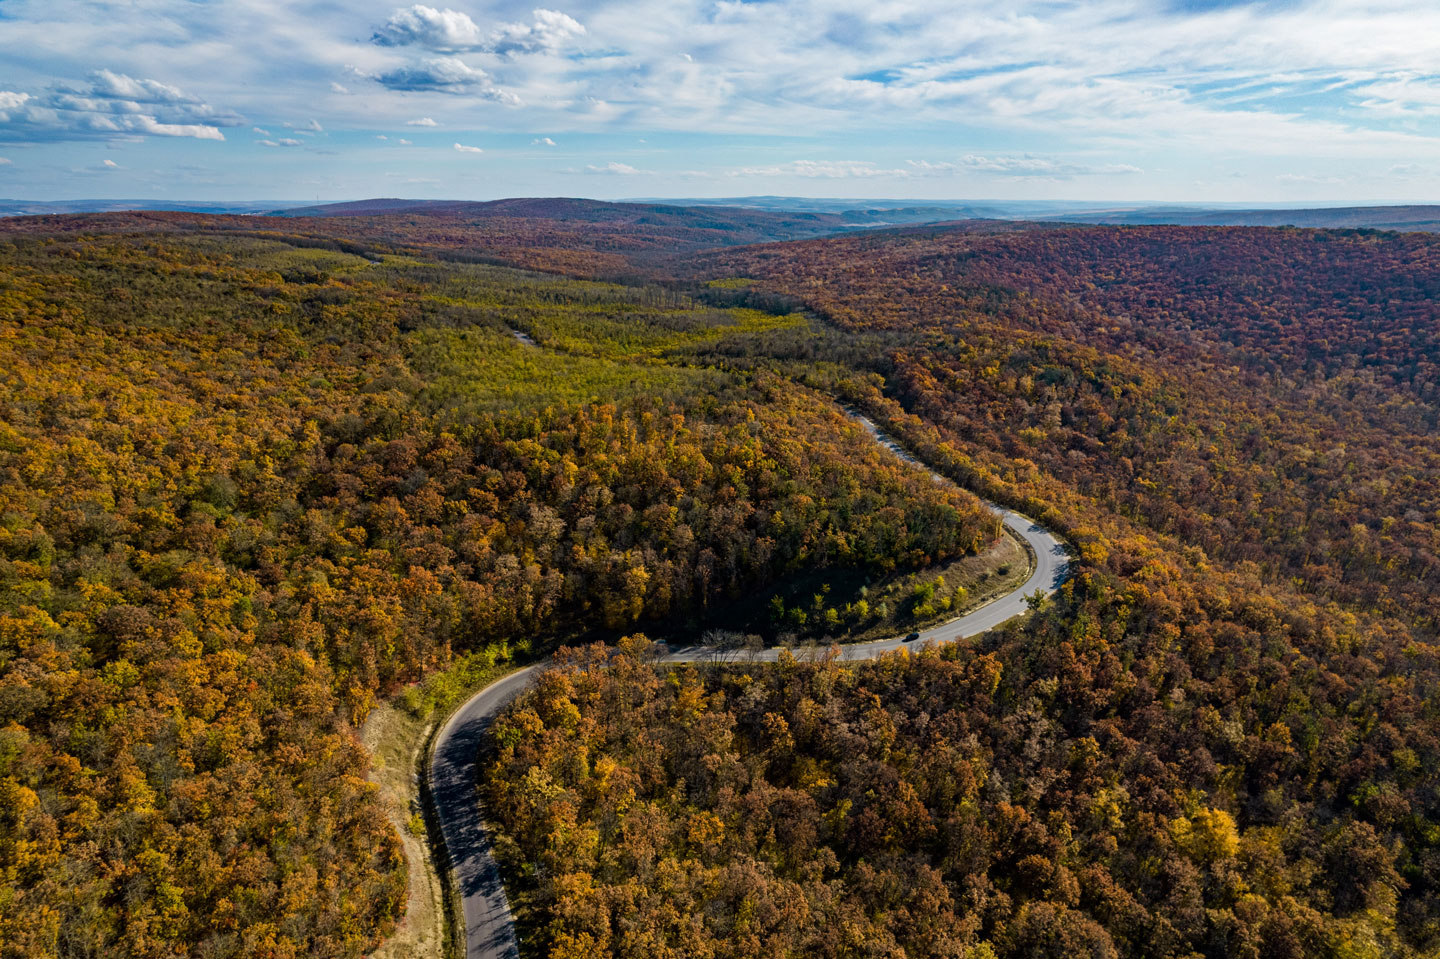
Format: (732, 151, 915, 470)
(427, 412, 1072, 959)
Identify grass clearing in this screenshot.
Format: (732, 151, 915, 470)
(742, 523, 1034, 644)
(406, 326, 722, 416)
(361, 703, 447, 959)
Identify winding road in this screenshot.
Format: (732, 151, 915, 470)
(427, 413, 1072, 959)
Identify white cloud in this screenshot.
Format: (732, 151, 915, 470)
(373, 5, 485, 50)
(960, 155, 1065, 174)
(398, 138, 412, 144)
(719, 154, 1146, 182)
(533, 136, 557, 146)
(0, 91, 33, 118)
(375, 57, 520, 102)
(378, 56, 484, 90)
(331, 82, 350, 94)
(730, 159, 908, 178)
(252, 126, 270, 135)
(585, 161, 646, 174)
(258, 137, 302, 147)
(0, 72, 237, 143)
(453, 141, 483, 152)
(407, 117, 438, 126)
(490, 9, 585, 56)
(1355, 75, 1440, 117)
(377, 134, 389, 140)
(85, 70, 189, 105)
(0, 157, 11, 166)
(912, 155, 1145, 178)
(102, 158, 117, 168)
(372, 6, 584, 55)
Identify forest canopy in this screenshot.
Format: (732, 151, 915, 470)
(9, 210, 1440, 959)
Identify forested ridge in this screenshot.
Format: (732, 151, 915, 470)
(0, 225, 994, 957)
(10, 210, 1440, 959)
(703, 224, 1440, 629)
(0, 202, 839, 280)
(478, 222, 1440, 959)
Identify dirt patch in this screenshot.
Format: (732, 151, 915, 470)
(361, 704, 446, 959)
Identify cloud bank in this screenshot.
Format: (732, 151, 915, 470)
(2, 0, 1439, 199)
(0, 70, 241, 143)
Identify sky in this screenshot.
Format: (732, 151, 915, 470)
(1, 0, 1439, 204)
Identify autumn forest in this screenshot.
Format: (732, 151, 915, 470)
(5, 206, 1440, 959)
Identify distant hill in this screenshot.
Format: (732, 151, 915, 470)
(0, 198, 300, 217)
(0, 198, 877, 280)
(1042, 204, 1440, 231)
(10, 199, 1439, 285)
(647, 196, 1440, 233)
(631, 195, 1019, 224)
(276, 195, 1081, 234)
(257, 197, 887, 275)
(14, 195, 1440, 234)
(273, 196, 851, 238)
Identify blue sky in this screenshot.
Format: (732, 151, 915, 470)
(0, 0, 1437, 203)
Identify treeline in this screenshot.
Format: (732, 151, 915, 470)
(0, 228, 994, 957)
